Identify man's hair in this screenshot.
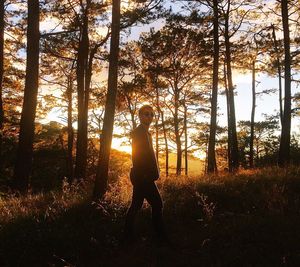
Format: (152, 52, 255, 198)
(138, 104, 154, 117)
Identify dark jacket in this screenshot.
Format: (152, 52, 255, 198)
(130, 124, 159, 184)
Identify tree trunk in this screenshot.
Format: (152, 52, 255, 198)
(184, 105, 188, 175)
(155, 115, 159, 160)
(74, 5, 90, 179)
(224, 62, 232, 171)
(207, 0, 219, 173)
(161, 111, 169, 176)
(13, 0, 40, 191)
(271, 24, 283, 126)
(174, 89, 182, 175)
(81, 43, 96, 176)
(67, 76, 74, 182)
(278, 0, 291, 167)
(126, 95, 136, 129)
(224, 8, 239, 171)
(249, 59, 256, 168)
(130, 108, 136, 129)
(0, 0, 4, 169)
(204, 138, 209, 173)
(155, 85, 159, 160)
(93, 0, 120, 199)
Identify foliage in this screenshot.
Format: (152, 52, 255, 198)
(237, 116, 280, 167)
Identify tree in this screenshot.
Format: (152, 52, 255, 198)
(278, 0, 292, 167)
(0, 1, 26, 165)
(238, 117, 280, 166)
(237, 29, 268, 168)
(74, 0, 91, 179)
(207, 0, 219, 173)
(271, 24, 283, 126)
(94, 0, 121, 198)
(13, 0, 40, 191)
(222, 0, 239, 172)
(117, 42, 147, 131)
(186, 0, 257, 171)
(0, 0, 5, 166)
(247, 29, 272, 168)
(66, 69, 75, 181)
(41, 0, 111, 181)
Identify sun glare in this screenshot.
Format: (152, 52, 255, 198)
(121, 0, 131, 11)
(232, 70, 252, 85)
(193, 150, 206, 160)
(43, 108, 63, 125)
(111, 137, 132, 154)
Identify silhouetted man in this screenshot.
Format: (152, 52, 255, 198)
(124, 105, 166, 243)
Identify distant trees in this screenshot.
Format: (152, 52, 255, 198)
(140, 23, 211, 175)
(238, 117, 280, 166)
(117, 42, 146, 130)
(183, 0, 259, 172)
(1, 0, 300, 195)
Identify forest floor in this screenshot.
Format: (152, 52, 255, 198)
(1, 167, 300, 266)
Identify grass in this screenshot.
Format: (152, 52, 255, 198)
(1, 167, 300, 266)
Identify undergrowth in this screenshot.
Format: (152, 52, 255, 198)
(0, 178, 90, 225)
(1, 166, 300, 266)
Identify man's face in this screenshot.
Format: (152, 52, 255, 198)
(139, 107, 154, 126)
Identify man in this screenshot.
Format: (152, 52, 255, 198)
(124, 104, 166, 243)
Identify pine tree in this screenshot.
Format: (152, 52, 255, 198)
(13, 0, 40, 191)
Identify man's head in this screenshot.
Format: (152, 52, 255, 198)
(138, 105, 154, 127)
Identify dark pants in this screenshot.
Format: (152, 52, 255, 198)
(124, 180, 166, 239)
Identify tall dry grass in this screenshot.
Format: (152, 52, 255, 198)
(0, 178, 90, 224)
(1, 165, 300, 226)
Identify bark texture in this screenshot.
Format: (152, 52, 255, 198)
(13, 0, 40, 191)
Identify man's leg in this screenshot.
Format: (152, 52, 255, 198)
(144, 181, 167, 240)
(124, 183, 144, 239)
